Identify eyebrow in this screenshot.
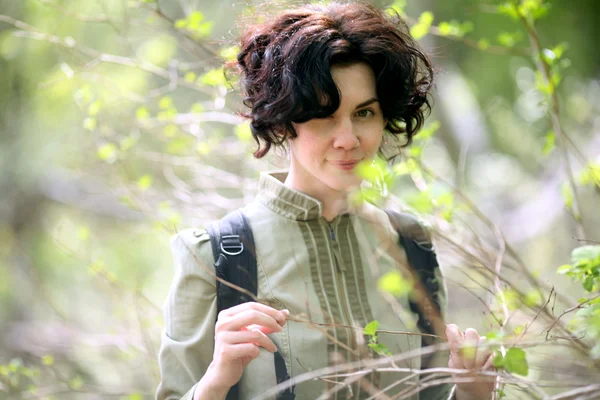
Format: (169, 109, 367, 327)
(355, 98, 379, 109)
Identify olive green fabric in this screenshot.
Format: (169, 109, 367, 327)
(156, 171, 455, 400)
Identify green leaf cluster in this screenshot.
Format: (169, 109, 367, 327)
(437, 20, 474, 38)
(557, 246, 600, 293)
(557, 246, 600, 358)
(378, 270, 413, 297)
(492, 347, 529, 376)
(174, 11, 213, 41)
(0, 358, 41, 392)
(410, 11, 434, 40)
(353, 159, 394, 205)
(578, 162, 600, 188)
(497, 0, 550, 21)
(363, 320, 392, 356)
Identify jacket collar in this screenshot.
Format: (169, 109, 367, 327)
(256, 171, 324, 221)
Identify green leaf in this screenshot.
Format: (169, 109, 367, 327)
(188, 11, 204, 27)
(368, 342, 392, 356)
(410, 11, 434, 40)
(41, 355, 54, 366)
(88, 101, 102, 117)
(578, 162, 600, 187)
(219, 45, 240, 62)
(572, 246, 600, 264)
(235, 121, 253, 142)
(191, 102, 205, 113)
(159, 96, 173, 109)
(69, 375, 84, 390)
(137, 35, 177, 67)
(542, 131, 555, 156)
(416, 120, 440, 140)
(386, 0, 407, 15)
(83, 117, 97, 131)
(497, 289, 521, 311)
(524, 290, 542, 307)
(137, 175, 152, 191)
(437, 22, 453, 36)
(97, 143, 118, 162)
(504, 348, 529, 376)
(135, 106, 150, 120)
(77, 227, 90, 241)
(485, 330, 505, 342)
(477, 39, 490, 50)
(561, 182, 573, 210)
(393, 161, 413, 176)
(497, 3, 519, 20)
(163, 124, 179, 138)
(174, 19, 187, 29)
(120, 135, 138, 152)
(364, 320, 379, 336)
(583, 276, 595, 292)
(196, 142, 210, 155)
(184, 71, 197, 83)
(378, 271, 412, 297)
(497, 32, 522, 47)
(492, 350, 505, 368)
(198, 68, 227, 87)
(407, 190, 434, 214)
(513, 325, 525, 335)
(194, 21, 214, 39)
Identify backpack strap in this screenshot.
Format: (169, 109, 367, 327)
(207, 210, 295, 400)
(384, 209, 445, 368)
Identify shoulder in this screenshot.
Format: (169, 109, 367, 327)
(169, 228, 216, 284)
(352, 201, 399, 252)
(385, 210, 433, 246)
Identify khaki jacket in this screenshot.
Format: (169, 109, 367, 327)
(156, 171, 455, 400)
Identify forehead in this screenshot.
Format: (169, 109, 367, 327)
(330, 62, 378, 102)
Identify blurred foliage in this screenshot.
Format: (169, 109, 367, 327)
(0, 0, 599, 398)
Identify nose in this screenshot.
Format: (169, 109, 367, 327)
(332, 118, 359, 150)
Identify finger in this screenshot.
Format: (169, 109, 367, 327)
(463, 328, 480, 370)
(482, 353, 496, 370)
(216, 330, 278, 353)
(446, 324, 465, 369)
(216, 342, 261, 363)
(219, 302, 288, 325)
(244, 323, 282, 335)
(217, 308, 284, 333)
(448, 354, 462, 370)
(475, 337, 492, 369)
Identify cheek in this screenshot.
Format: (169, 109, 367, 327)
(293, 136, 327, 162)
(363, 128, 384, 152)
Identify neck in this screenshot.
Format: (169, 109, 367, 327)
(283, 167, 349, 223)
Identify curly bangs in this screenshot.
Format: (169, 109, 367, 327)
(231, 1, 434, 159)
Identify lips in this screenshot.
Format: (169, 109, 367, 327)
(329, 159, 362, 170)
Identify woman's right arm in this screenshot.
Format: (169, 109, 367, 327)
(156, 229, 288, 400)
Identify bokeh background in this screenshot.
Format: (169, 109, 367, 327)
(0, 0, 599, 399)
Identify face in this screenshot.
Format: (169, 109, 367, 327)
(286, 62, 386, 202)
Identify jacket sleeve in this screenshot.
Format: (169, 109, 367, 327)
(155, 229, 217, 400)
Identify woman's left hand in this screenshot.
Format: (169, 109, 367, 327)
(446, 324, 495, 400)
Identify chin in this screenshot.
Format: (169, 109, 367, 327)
(328, 177, 362, 193)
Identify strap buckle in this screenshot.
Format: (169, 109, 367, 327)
(221, 235, 244, 256)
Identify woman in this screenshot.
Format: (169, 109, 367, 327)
(156, 2, 494, 399)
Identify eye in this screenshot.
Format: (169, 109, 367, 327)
(355, 109, 374, 118)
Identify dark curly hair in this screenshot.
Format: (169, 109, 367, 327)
(229, 1, 434, 159)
